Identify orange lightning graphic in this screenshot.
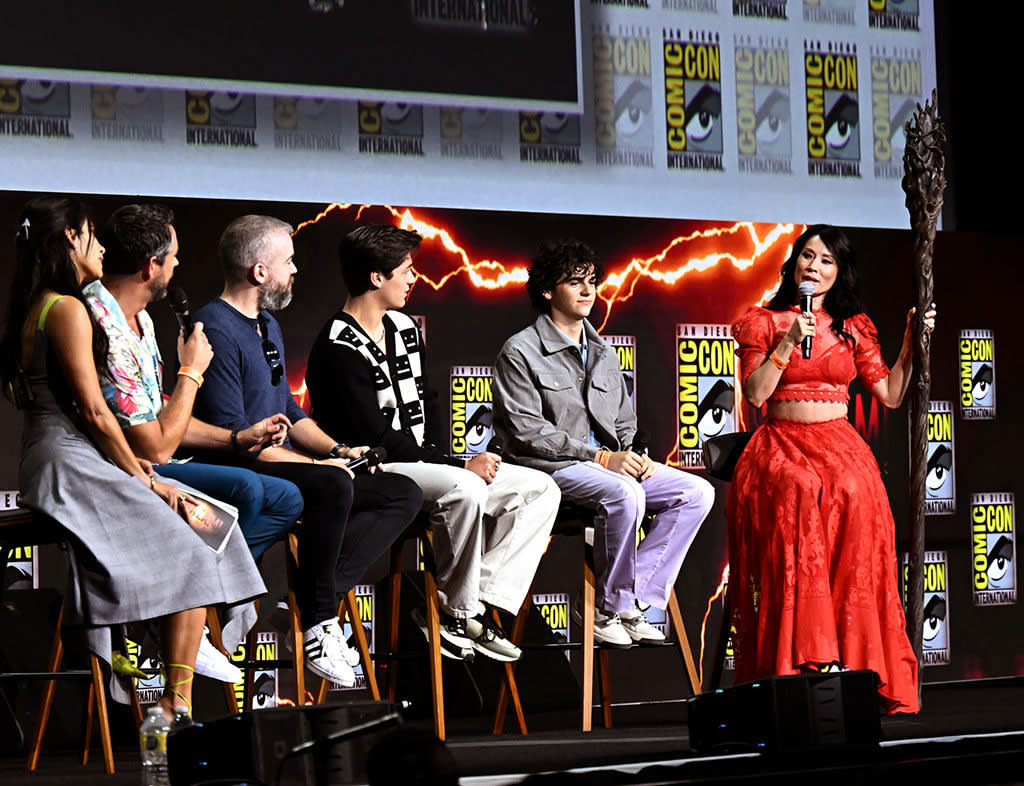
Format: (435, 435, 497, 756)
(698, 564, 730, 689)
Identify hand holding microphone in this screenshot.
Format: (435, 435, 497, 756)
(798, 280, 816, 359)
(343, 446, 387, 473)
(170, 286, 213, 375)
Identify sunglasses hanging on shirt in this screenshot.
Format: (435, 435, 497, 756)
(257, 313, 284, 386)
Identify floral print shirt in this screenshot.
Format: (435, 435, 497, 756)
(83, 281, 165, 427)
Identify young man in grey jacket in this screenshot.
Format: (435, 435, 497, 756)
(493, 239, 715, 647)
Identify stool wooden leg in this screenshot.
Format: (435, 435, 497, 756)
(90, 654, 115, 774)
(205, 608, 240, 714)
(667, 590, 701, 694)
(386, 542, 403, 703)
(82, 684, 94, 765)
(27, 599, 65, 771)
(597, 649, 613, 729)
(493, 592, 532, 735)
(345, 590, 380, 701)
(286, 534, 306, 704)
(581, 547, 596, 734)
(422, 532, 446, 741)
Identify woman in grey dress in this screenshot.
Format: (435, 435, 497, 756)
(0, 196, 265, 720)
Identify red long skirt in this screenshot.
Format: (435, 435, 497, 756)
(726, 416, 919, 714)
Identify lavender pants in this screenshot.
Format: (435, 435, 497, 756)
(551, 461, 714, 614)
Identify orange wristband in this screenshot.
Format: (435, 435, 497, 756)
(177, 366, 204, 387)
(769, 350, 789, 370)
(597, 449, 611, 468)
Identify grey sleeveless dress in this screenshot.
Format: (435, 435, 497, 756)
(17, 315, 265, 702)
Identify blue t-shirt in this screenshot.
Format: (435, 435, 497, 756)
(193, 299, 306, 450)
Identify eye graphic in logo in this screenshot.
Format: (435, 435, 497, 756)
(824, 93, 858, 158)
(925, 444, 952, 498)
(685, 84, 722, 151)
(922, 594, 947, 649)
(971, 364, 993, 404)
(615, 80, 652, 139)
(987, 535, 1014, 589)
(465, 405, 493, 453)
(697, 379, 734, 441)
(755, 89, 790, 156)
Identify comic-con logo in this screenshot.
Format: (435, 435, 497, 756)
(805, 41, 859, 178)
(802, 0, 854, 25)
(231, 632, 278, 709)
(664, 30, 724, 172)
(733, 0, 787, 20)
(358, 103, 424, 156)
(273, 97, 342, 152)
(3, 545, 35, 591)
(0, 80, 71, 138)
(902, 550, 949, 666)
(924, 401, 955, 515)
(440, 108, 502, 160)
(676, 324, 736, 469)
(593, 26, 654, 168)
(126, 636, 166, 704)
(331, 584, 374, 691)
(958, 330, 995, 419)
(735, 35, 792, 174)
(519, 112, 582, 164)
(186, 91, 257, 147)
(534, 592, 570, 659)
(869, 0, 919, 32)
(870, 48, 922, 179)
(971, 493, 1016, 606)
(451, 366, 494, 459)
(605, 335, 637, 409)
(91, 85, 164, 143)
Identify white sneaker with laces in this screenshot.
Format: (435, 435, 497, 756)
(572, 600, 632, 648)
(195, 632, 243, 683)
(619, 605, 666, 644)
(303, 620, 356, 687)
(326, 616, 362, 668)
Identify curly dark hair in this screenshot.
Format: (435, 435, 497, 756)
(526, 239, 605, 313)
(767, 223, 864, 345)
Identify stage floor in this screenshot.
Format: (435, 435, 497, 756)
(4, 678, 1024, 785)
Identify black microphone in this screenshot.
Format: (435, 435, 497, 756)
(486, 438, 505, 457)
(630, 430, 650, 456)
(798, 280, 816, 360)
(168, 285, 194, 339)
(345, 446, 387, 472)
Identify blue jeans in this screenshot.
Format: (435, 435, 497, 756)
(155, 462, 303, 560)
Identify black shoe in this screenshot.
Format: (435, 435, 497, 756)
(411, 607, 474, 661)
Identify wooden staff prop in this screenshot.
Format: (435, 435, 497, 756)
(901, 88, 946, 697)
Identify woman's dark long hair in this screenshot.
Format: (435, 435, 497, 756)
(1, 196, 108, 391)
(767, 223, 864, 345)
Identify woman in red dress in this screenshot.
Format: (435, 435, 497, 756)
(727, 224, 934, 714)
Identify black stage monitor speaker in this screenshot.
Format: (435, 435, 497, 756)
(688, 671, 882, 754)
(168, 701, 401, 786)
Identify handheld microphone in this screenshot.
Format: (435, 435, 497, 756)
(345, 446, 387, 472)
(630, 430, 650, 456)
(798, 280, 816, 360)
(486, 438, 505, 458)
(168, 286, 195, 339)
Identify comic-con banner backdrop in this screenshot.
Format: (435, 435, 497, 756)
(0, 192, 1020, 702)
(1, 3, 936, 226)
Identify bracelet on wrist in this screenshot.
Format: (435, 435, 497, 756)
(230, 429, 240, 454)
(149, 475, 156, 491)
(177, 366, 204, 387)
(597, 449, 611, 468)
(329, 443, 348, 459)
(769, 349, 790, 370)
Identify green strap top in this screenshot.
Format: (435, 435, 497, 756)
(37, 294, 65, 331)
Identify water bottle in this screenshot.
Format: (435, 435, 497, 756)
(139, 706, 170, 786)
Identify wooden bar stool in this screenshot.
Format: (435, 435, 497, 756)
(493, 505, 701, 734)
(0, 508, 141, 775)
(237, 531, 379, 709)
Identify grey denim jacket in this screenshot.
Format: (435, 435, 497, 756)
(493, 315, 637, 473)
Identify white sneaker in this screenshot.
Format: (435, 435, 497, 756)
(326, 616, 362, 668)
(572, 600, 632, 649)
(303, 620, 356, 687)
(195, 632, 244, 683)
(619, 604, 666, 644)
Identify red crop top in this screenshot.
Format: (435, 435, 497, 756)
(731, 306, 890, 404)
